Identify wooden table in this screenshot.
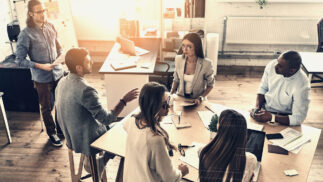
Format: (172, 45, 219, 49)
(91, 97, 321, 182)
(299, 52, 323, 84)
(99, 38, 160, 117)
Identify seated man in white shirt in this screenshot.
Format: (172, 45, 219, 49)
(251, 50, 310, 126)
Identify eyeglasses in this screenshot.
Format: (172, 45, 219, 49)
(162, 96, 170, 110)
(181, 44, 193, 51)
(33, 9, 47, 15)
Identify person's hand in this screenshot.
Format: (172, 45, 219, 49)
(178, 163, 189, 176)
(253, 110, 272, 122)
(193, 98, 201, 105)
(193, 96, 204, 105)
(122, 88, 139, 103)
(36, 63, 56, 71)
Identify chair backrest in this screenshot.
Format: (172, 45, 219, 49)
(317, 18, 323, 52)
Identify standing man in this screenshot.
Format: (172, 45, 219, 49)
(251, 51, 310, 126)
(55, 48, 138, 178)
(15, 0, 64, 146)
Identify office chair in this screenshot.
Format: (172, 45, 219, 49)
(153, 48, 177, 90)
(67, 147, 108, 182)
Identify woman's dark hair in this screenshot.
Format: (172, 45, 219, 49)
(178, 32, 204, 58)
(134, 82, 176, 150)
(65, 48, 89, 74)
(199, 109, 247, 182)
(26, 0, 41, 28)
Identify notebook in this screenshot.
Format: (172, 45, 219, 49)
(119, 36, 149, 56)
(246, 129, 266, 182)
(110, 56, 139, 71)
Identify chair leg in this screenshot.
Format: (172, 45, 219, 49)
(99, 151, 107, 182)
(68, 148, 85, 182)
(101, 169, 107, 182)
(0, 96, 12, 144)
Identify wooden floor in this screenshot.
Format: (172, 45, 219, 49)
(1, 64, 323, 182)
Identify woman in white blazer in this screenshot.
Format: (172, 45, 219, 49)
(170, 33, 215, 105)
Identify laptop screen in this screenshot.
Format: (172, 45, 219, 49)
(119, 36, 136, 55)
(246, 129, 266, 162)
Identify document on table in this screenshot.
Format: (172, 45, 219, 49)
(178, 100, 196, 107)
(204, 102, 264, 131)
(270, 128, 311, 152)
(197, 110, 213, 130)
(53, 51, 66, 65)
(161, 111, 182, 125)
(179, 142, 206, 169)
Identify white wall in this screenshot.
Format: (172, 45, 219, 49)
(0, 0, 13, 62)
(205, 0, 323, 54)
(8, 0, 77, 52)
(70, 0, 161, 40)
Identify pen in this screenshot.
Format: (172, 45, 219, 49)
(284, 134, 303, 146)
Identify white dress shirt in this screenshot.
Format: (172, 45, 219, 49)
(257, 60, 310, 125)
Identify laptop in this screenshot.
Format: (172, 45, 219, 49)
(246, 129, 266, 182)
(119, 36, 149, 56)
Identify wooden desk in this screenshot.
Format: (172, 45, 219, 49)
(91, 98, 321, 182)
(99, 38, 160, 117)
(299, 52, 323, 84)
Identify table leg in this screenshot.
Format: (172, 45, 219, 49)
(0, 96, 11, 143)
(309, 73, 313, 83)
(90, 154, 100, 182)
(116, 157, 125, 182)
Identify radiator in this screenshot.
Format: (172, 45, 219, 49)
(225, 16, 318, 45)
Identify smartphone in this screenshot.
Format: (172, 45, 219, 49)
(266, 133, 284, 140)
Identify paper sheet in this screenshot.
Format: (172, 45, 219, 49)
(179, 142, 206, 169)
(197, 110, 213, 130)
(270, 128, 311, 152)
(205, 103, 264, 131)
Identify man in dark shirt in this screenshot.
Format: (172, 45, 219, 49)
(15, 0, 64, 146)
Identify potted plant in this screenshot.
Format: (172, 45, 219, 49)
(208, 114, 218, 140)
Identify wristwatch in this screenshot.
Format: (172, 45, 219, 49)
(270, 114, 276, 124)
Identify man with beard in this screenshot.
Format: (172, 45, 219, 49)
(250, 51, 310, 126)
(55, 48, 138, 178)
(15, 0, 64, 146)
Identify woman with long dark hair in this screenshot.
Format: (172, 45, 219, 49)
(170, 32, 215, 105)
(199, 109, 257, 182)
(123, 82, 189, 181)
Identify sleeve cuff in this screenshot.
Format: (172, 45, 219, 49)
(30, 62, 36, 68)
(288, 115, 304, 126)
(257, 87, 267, 95)
(110, 110, 118, 121)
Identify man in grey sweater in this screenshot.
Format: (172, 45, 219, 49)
(55, 47, 138, 177)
